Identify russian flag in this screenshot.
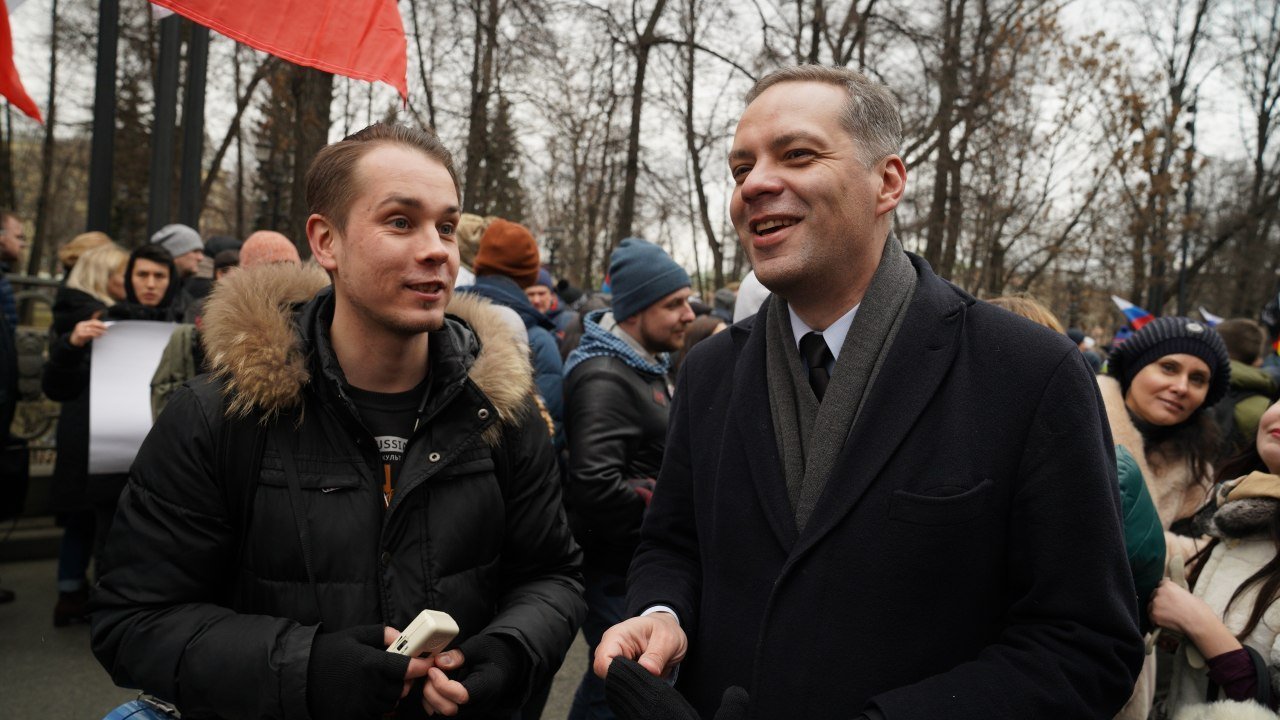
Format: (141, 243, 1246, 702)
(1198, 307, 1224, 327)
(1111, 295, 1154, 331)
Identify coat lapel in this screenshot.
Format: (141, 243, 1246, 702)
(729, 304, 799, 550)
(792, 258, 967, 557)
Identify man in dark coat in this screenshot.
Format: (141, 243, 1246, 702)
(563, 237, 693, 719)
(595, 65, 1142, 719)
(90, 123, 585, 720)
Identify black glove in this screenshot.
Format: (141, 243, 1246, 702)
(306, 624, 410, 720)
(451, 633, 530, 714)
(606, 656, 749, 720)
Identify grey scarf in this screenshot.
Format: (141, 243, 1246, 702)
(765, 234, 917, 531)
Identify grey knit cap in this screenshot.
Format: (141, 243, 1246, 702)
(1106, 316, 1231, 410)
(150, 223, 203, 258)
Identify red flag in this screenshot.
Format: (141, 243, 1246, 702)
(0, 3, 43, 122)
(150, 0, 408, 100)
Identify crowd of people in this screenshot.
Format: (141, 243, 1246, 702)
(2, 63, 1280, 720)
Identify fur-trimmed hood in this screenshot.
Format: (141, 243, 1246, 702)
(200, 262, 534, 445)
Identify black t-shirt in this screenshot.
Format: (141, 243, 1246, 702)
(347, 374, 429, 507)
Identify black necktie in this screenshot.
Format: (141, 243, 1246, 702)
(799, 332, 834, 401)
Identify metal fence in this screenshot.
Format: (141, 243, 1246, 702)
(8, 273, 61, 473)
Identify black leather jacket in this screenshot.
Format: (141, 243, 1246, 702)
(563, 351, 671, 573)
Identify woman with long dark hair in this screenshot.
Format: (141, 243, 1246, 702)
(1100, 316, 1232, 719)
(1101, 317, 1232, 563)
(1149, 399, 1280, 716)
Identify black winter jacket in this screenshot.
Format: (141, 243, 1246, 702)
(90, 264, 585, 720)
(42, 285, 128, 512)
(563, 352, 669, 573)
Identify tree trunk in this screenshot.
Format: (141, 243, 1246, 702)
(202, 58, 274, 204)
(923, 0, 965, 269)
(615, 0, 669, 243)
(287, 66, 334, 256)
(30, 0, 59, 276)
(463, 0, 500, 212)
(681, 0, 723, 289)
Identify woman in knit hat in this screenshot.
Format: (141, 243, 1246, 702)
(1100, 316, 1232, 720)
(1102, 317, 1231, 547)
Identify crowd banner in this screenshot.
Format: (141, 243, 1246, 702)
(88, 321, 178, 475)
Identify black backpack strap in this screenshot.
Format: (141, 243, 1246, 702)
(215, 406, 269, 570)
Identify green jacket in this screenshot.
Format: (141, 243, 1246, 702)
(1117, 445, 1164, 631)
(1230, 360, 1278, 445)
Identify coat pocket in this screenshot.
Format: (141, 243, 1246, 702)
(889, 479, 994, 526)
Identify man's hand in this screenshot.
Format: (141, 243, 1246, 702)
(594, 612, 687, 679)
(382, 627, 436, 700)
(421, 634, 527, 716)
(307, 624, 432, 720)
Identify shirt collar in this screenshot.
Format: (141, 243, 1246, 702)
(789, 303, 859, 362)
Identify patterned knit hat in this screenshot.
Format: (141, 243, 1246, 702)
(608, 237, 690, 321)
(1107, 316, 1231, 410)
(474, 219, 540, 288)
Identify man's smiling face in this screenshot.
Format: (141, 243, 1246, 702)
(728, 81, 891, 301)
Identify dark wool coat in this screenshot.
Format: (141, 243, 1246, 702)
(627, 254, 1144, 719)
(90, 264, 585, 720)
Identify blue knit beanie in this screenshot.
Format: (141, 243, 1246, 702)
(609, 237, 691, 321)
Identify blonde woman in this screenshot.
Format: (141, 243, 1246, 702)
(43, 241, 127, 626)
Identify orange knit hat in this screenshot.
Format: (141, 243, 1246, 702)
(473, 219, 540, 288)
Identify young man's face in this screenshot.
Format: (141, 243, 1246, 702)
(311, 144, 461, 338)
(630, 287, 696, 353)
(525, 284, 554, 313)
(131, 258, 171, 307)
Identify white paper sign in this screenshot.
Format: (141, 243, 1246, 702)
(88, 321, 179, 474)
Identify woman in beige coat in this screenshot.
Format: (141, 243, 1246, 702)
(1101, 316, 1232, 720)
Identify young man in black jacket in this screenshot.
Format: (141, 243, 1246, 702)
(90, 124, 585, 720)
(561, 237, 693, 719)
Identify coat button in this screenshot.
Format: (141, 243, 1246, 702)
(380, 551, 391, 566)
(477, 408, 490, 420)
(428, 452, 441, 462)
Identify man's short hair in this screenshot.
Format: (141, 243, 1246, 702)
(305, 123, 461, 234)
(744, 65, 902, 168)
(1217, 318, 1266, 364)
